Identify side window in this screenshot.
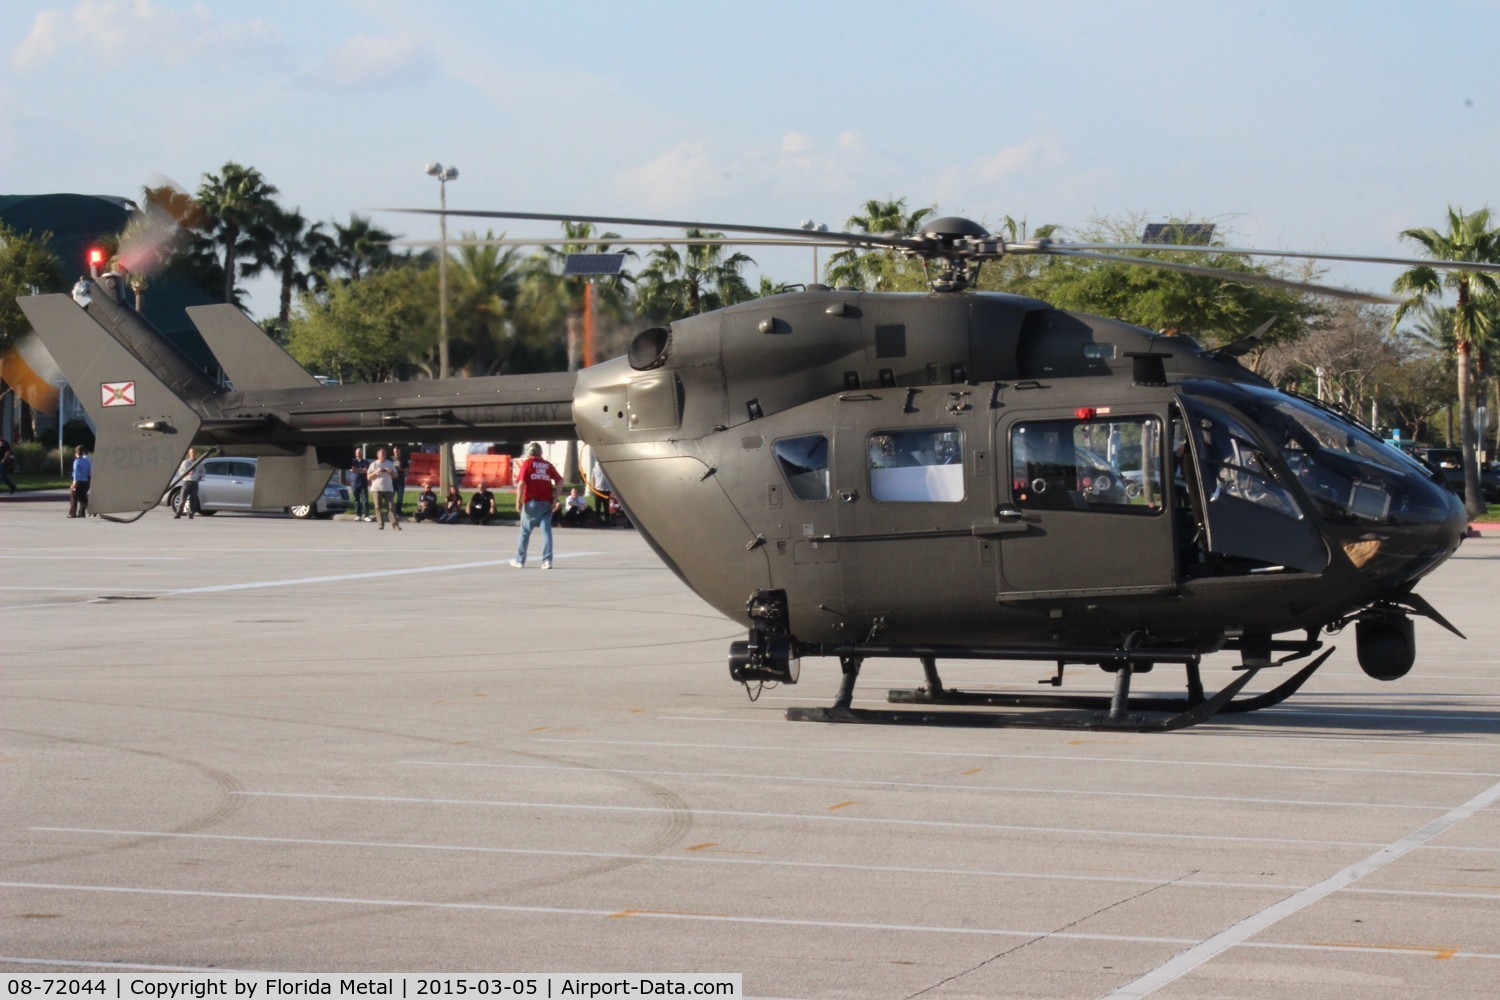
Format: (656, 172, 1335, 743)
(1011, 417, 1164, 514)
(772, 434, 830, 501)
(868, 428, 964, 502)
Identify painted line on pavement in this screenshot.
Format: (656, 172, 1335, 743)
(4, 881, 1498, 962)
(400, 759, 1450, 811)
(1104, 776, 1500, 998)
(231, 789, 1392, 849)
(534, 737, 1500, 779)
(34, 826, 1500, 902)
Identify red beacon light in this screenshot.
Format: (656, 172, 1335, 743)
(86, 247, 106, 277)
(1075, 406, 1096, 421)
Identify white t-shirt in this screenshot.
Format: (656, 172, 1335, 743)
(367, 459, 397, 492)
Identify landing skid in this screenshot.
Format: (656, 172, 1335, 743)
(784, 649, 1334, 733)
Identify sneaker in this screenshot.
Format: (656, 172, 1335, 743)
(541, 560, 553, 570)
(509, 559, 524, 569)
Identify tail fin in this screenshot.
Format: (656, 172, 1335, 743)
(17, 293, 201, 514)
(185, 305, 339, 508)
(185, 304, 321, 390)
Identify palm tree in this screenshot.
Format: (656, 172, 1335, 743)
(519, 222, 635, 372)
(447, 231, 524, 375)
(825, 197, 934, 290)
(328, 213, 396, 282)
(1392, 206, 1500, 517)
(196, 162, 280, 304)
(247, 206, 327, 333)
(632, 230, 754, 323)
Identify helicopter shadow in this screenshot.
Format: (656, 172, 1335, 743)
(1210, 694, 1500, 739)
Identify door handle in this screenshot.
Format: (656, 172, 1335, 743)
(972, 509, 1030, 537)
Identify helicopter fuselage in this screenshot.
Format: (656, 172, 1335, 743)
(574, 287, 1465, 658)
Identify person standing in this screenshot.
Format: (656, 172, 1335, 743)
(392, 445, 409, 514)
(175, 447, 204, 519)
(590, 459, 612, 527)
(367, 447, 402, 531)
(0, 436, 17, 494)
(68, 445, 91, 517)
(349, 447, 371, 522)
(511, 443, 562, 569)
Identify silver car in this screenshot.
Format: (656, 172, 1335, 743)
(164, 456, 351, 519)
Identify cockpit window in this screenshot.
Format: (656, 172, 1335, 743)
(1187, 404, 1306, 521)
(1011, 417, 1164, 514)
(1213, 386, 1451, 525)
(868, 428, 964, 502)
(772, 434, 830, 501)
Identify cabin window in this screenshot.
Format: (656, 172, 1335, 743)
(868, 428, 964, 502)
(1011, 417, 1164, 514)
(772, 434, 830, 501)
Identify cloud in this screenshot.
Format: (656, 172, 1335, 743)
(781, 130, 811, 153)
(311, 32, 438, 89)
(10, 0, 277, 73)
(617, 141, 726, 210)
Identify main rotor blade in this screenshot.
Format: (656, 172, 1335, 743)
(1038, 247, 1400, 304)
(388, 236, 852, 249)
(1053, 241, 1500, 274)
(376, 207, 911, 251)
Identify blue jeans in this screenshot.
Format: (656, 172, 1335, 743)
(516, 499, 554, 564)
(351, 484, 369, 518)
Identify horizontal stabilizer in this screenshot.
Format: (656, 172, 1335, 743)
(186, 304, 321, 390)
(18, 294, 201, 514)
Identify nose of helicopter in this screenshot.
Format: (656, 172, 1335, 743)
(1337, 473, 1468, 592)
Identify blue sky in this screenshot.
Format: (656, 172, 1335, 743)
(4, 0, 1498, 319)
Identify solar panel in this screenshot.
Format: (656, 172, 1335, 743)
(563, 253, 627, 275)
(1142, 223, 1215, 245)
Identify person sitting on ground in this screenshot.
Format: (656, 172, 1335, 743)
(438, 485, 466, 524)
(413, 482, 441, 522)
(556, 487, 591, 526)
(468, 481, 496, 525)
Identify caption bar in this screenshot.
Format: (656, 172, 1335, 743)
(1, 976, 740, 999)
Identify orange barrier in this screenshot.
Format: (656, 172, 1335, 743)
(463, 453, 513, 488)
(405, 451, 514, 488)
(407, 452, 440, 486)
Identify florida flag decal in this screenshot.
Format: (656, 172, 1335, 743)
(101, 381, 136, 407)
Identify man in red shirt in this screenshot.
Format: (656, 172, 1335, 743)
(511, 443, 563, 569)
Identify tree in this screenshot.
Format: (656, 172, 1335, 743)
(519, 222, 635, 372)
(632, 230, 754, 323)
(196, 162, 280, 304)
(1392, 206, 1500, 517)
(824, 197, 934, 291)
(1022, 214, 1323, 355)
(247, 205, 327, 334)
(283, 267, 436, 383)
(0, 221, 63, 354)
(326, 213, 397, 283)
(1259, 302, 1399, 420)
(444, 231, 531, 375)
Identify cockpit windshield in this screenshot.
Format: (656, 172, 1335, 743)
(1186, 381, 1450, 526)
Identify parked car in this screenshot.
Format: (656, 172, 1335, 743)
(163, 456, 351, 519)
(1414, 448, 1500, 504)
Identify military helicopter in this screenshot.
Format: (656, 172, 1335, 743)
(18, 208, 1492, 732)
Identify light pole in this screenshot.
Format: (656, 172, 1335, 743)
(425, 162, 459, 491)
(801, 220, 827, 284)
